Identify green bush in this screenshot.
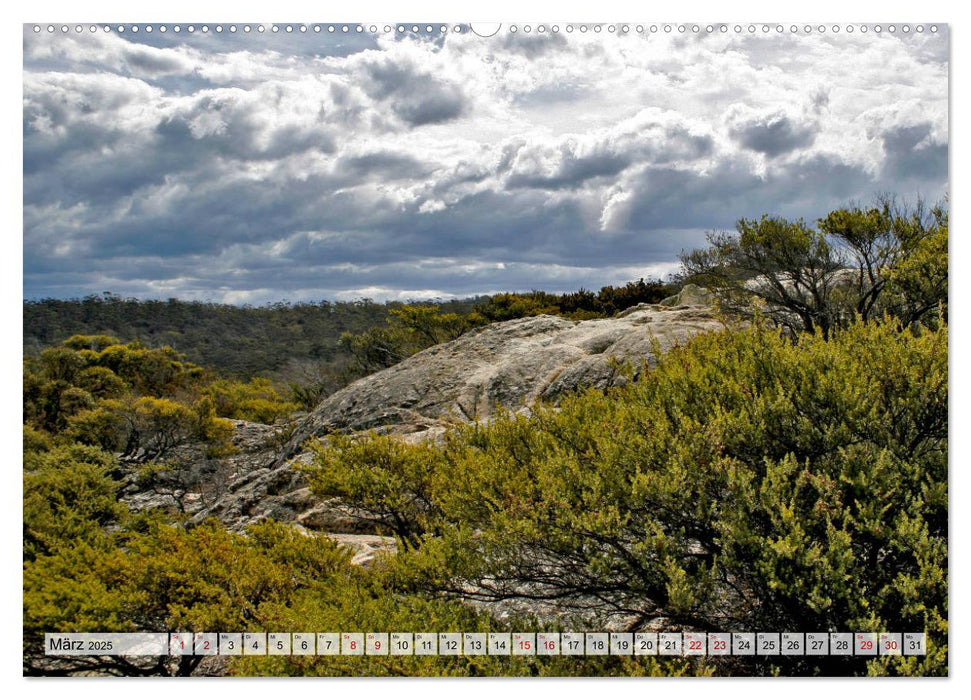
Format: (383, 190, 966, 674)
(23, 519, 353, 675)
(305, 318, 947, 676)
(200, 378, 298, 423)
(23, 443, 126, 561)
(304, 433, 448, 549)
(680, 198, 948, 337)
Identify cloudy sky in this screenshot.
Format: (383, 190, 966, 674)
(23, 23, 948, 304)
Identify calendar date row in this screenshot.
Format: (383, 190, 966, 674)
(46, 631, 926, 657)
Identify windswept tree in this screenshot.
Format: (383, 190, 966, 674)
(680, 197, 947, 337)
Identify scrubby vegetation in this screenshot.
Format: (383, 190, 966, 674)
(305, 317, 947, 676)
(23, 336, 302, 463)
(23, 440, 698, 677)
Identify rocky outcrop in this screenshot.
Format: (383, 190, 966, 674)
(658, 283, 713, 308)
(122, 301, 724, 546)
(118, 419, 296, 525)
(281, 303, 724, 453)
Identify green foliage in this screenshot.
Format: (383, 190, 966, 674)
(23, 518, 355, 675)
(338, 281, 674, 376)
(25, 283, 674, 406)
(22, 200, 947, 677)
(24, 338, 201, 431)
(680, 197, 948, 337)
(305, 318, 947, 676)
(387, 305, 469, 346)
(75, 366, 128, 399)
(229, 576, 706, 677)
(472, 279, 673, 323)
(23, 443, 126, 561)
(94, 342, 202, 396)
(338, 326, 408, 374)
(303, 434, 449, 549)
(24, 337, 245, 461)
(62, 334, 122, 352)
(63, 405, 129, 452)
(128, 397, 199, 459)
(582, 278, 672, 315)
(23, 424, 52, 453)
(23, 295, 482, 380)
(472, 291, 562, 322)
(884, 202, 948, 326)
(201, 377, 299, 423)
(339, 304, 477, 374)
(191, 396, 237, 457)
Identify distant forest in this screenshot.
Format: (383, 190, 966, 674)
(22, 294, 478, 379)
(23, 280, 675, 389)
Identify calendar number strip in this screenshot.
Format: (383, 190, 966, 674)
(45, 632, 928, 657)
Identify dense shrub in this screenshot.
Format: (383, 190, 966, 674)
(23, 443, 126, 561)
(200, 377, 298, 424)
(304, 318, 947, 676)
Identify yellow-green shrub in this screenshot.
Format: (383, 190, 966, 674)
(201, 378, 298, 424)
(306, 318, 947, 676)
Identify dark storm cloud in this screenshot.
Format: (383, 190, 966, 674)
(880, 122, 949, 184)
(504, 122, 714, 192)
(730, 113, 818, 157)
(22, 27, 949, 304)
(394, 89, 465, 126)
(616, 155, 876, 236)
(337, 152, 433, 180)
(359, 55, 468, 126)
(505, 149, 631, 190)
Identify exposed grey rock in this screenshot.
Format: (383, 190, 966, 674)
(281, 304, 724, 454)
(294, 496, 388, 534)
(326, 533, 398, 567)
(122, 303, 725, 539)
(118, 418, 282, 522)
(658, 283, 713, 307)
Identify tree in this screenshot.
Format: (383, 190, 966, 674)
(680, 198, 948, 338)
(883, 201, 948, 326)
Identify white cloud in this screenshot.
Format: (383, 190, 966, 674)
(23, 27, 949, 302)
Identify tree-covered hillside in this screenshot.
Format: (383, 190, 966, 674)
(22, 296, 481, 379)
(23, 280, 676, 407)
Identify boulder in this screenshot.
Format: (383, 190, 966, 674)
(281, 304, 724, 454)
(658, 283, 713, 308)
(129, 304, 724, 536)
